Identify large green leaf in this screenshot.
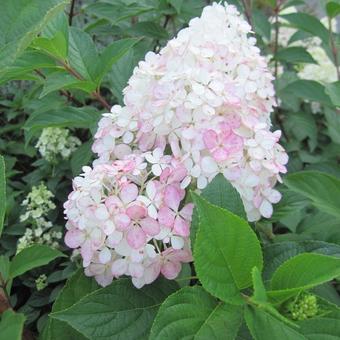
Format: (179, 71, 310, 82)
(281, 80, 332, 106)
(24, 107, 101, 131)
(51, 278, 178, 340)
(284, 171, 340, 219)
(44, 269, 99, 340)
(325, 81, 340, 107)
(150, 286, 243, 340)
(9, 245, 65, 279)
(192, 193, 262, 305)
(268, 253, 340, 303)
(70, 141, 93, 176)
(244, 306, 306, 340)
(275, 47, 317, 64)
(96, 38, 140, 85)
(0, 0, 69, 75)
(0, 310, 26, 340)
(191, 174, 246, 248)
(281, 13, 329, 43)
(0, 50, 57, 85)
(263, 241, 340, 281)
(84, 2, 154, 24)
(297, 309, 340, 339)
(68, 27, 98, 81)
(127, 22, 169, 39)
(40, 72, 96, 98)
(0, 156, 5, 237)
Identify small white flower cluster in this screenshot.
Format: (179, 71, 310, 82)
(35, 274, 48, 291)
(17, 183, 61, 252)
(36, 127, 81, 163)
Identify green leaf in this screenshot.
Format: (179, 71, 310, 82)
(51, 278, 178, 340)
(263, 241, 340, 281)
(0, 0, 69, 75)
(268, 253, 340, 303)
(168, 0, 183, 13)
(192, 193, 262, 304)
(252, 9, 271, 41)
(24, 107, 101, 131)
(40, 72, 96, 98)
(275, 47, 317, 64)
(70, 141, 93, 176)
(68, 27, 98, 81)
(32, 31, 68, 60)
(281, 13, 329, 43)
(297, 309, 340, 338)
(150, 286, 243, 340)
(96, 38, 140, 85)
(127, 22, 169, 39)
(281, 80, 332, 106)
(0, 50, 57, 85)
(44, 269, 99, 340)
(84, 2, 154, 24)
(191, 174, 246, 248)
(251, 267, 267, 303)
(326, 1, 340, 18)
(284, 171, 340, 219)
(9, 245, 65, 279)
(244, 306, 306, 340)
(325, 81, 340, 107)
(107, 49, 136, 104)
(0, 155, 5, 237)
(0, 310, 26, 340)
(0, 255, 10, 283)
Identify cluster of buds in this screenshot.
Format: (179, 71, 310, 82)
(65, 2, 287, 288)
(286, 293, 319, 321)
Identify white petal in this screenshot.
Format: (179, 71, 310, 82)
(99, 247, 111, 264)
(171, 236, 184, 250)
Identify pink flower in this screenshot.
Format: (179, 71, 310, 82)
(158, 185, 193, 237)
(203, 125, 243, 162)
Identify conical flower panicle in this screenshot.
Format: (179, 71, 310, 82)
(64, 2, 288, 288)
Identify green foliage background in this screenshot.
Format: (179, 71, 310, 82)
(1, 0, 340, 339)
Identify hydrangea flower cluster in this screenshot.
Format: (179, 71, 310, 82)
(36, 127, 81, 163)
(18, 183, 61, 252)
(64, 155, 193, 287)
(64, 2, 287, 288)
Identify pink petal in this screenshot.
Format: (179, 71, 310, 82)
(81, 240, 94, 263)
(161, 260, 181, 279)
(120, 183, 138, 204)
(140, 217, 160, 236)
(203, 130, 218, 149)
(126, 204, 147, 220)
(164, 185, 181, 211)
(64, 229, 85, 248)
(173, 216, 190, 237)
(126, 228, 147, 249)
(114, 213, 131, 230)
(179, 203, 194, 221)
(158, 206, 175, 227)
(212, 148, 229, 161)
